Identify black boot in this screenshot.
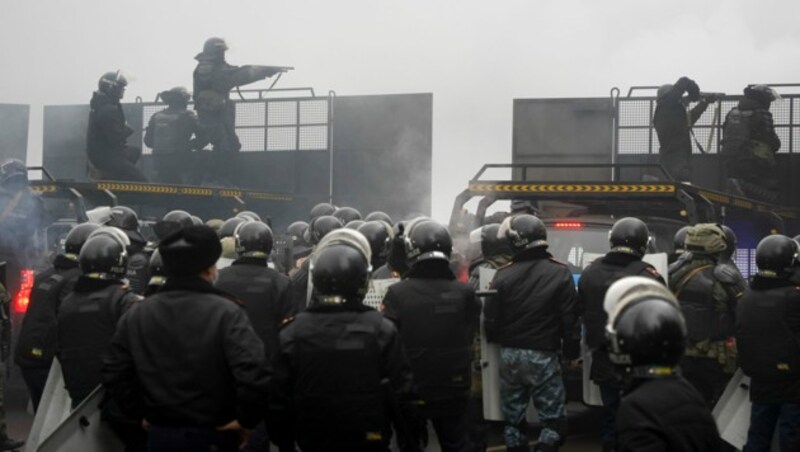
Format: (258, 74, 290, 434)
(0, 437, 24, 451)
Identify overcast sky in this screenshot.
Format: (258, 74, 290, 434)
(2, 0, 799, 221)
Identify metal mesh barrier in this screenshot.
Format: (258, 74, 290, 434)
(616, 95, 800, 156)
(140, 96, 330, 154)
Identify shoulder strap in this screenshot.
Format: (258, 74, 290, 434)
(673, 264, 714, 299)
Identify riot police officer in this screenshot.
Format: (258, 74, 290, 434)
(286, 221, 311, 276)
(467, 223, 513, 290)
(144, 250, 166, 296)
(604, 277, 721, 451)
(364, 211, 393, 225)
(357, 220, 394, 274)
(289, 215, 343, 311)
(86, 71, 147, 182)
(216, 221, 293, 360)
(372, 221, 410, 279)
(736, 235, 800, 451)
(144, 86, 203, 183)
(577, 217, 664, 452)
(485, 215, 577, 452)
(653, 76, 712, 181)
(382, 219, 480, 452)
(721, 84, 782, 202)
(108, 206, 150, 294)
(669, 223, 740, 406)
(0, 159, 44, 271)
(153, 209, 195, 241)
(308, 202, 336, 221)
(15, 222, 98, 411)
(270, 229, 422, 452)
(193, 37, 289, 183)
(57, 229, 142, 407)
(669, 225, 691, 265)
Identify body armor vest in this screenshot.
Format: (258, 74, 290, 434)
(150, 110, 194, 153)
(673, 264, 733, 343)
(57, 284, 128, 404)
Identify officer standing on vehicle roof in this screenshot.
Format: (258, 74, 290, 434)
(735, 235, 800, 452)
(193, 37, 290, 182)
(103, 225, 270, 452)
(604, 277, 722, 451)
(653, 77, 716, 182)
(57, 228, 142, 408)
(381, 219, 480, 452)
(721, 84, 782, 202)
(270, 229, 423, 452)
(669, 223, 741, 406)
(15, 222, 98, 411)
(577, 217, 664, 452)
(86, 71, 147, 182)
(144, 86, 204, 184)
(484, 214, 578, 452)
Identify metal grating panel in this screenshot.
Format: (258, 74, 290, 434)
(776, 127, 791, 153)
(618, 101, 653, 127)
(235, 103, 266, 127)
(299, 126, 328, 150)
(299, 100, 329, 124)
(617, 129, 652, 155)
(267, 126, 297, 151)
(141, 105, 167, 155)
(268, 102, 297, 126)
(237, 128, 266, 152)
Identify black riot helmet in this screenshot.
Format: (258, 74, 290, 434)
(673, 225, 691, 255)
(607, 296, 687, 369)
(154, 210, 195, 240)
(236, 210, 262, 222)
(219, 217, 249, 239)
(333, 206, 362, 225)
(501, 214, 547, 254)
(235, 221, 274, 258)
(364, 211, 393, 225)
(609, 217, 651, 257)
(755, 234, 799, 278)
(358, 220, 394, 268)
(148, 250, 167, 289)
(744, 84, 780, 107)
(199, 37, 228, 60)
(312, 245, 370, 303)
(64, 223, 101, 261)
(309, 203, 336, 220)
(387, 221, 410, 274)
(190, 216, 203, 226)
(108, 206, 146, 245)
(345, 220, 366, 230)
(0, 159, 28, 190)
(287, 221, 311, 258)
(306, 215, 344, 245)
(720, 225, 737, 262)
(159, 86, 191, 107)
(404, 220, 453, 266)
(98, 71, 128, 100)
(481, 223, 512, 259)
(79, 234, 129, 280)
(311, 230, 372, 303)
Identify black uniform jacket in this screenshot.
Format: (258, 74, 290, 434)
(216, 257, 294, 361)
(485, 248, 578, 354)
(86, 91, 129, 166)
(616, 376, 721, 452)
(15, 255, 80, 368)
(270, 302, 416, 450)
(102, 276, 270, 429)
(736, 275, 800, 403)
(653, 78, 709, 157)
(381, 261, 480, 418)
(578, 252, 663, 384)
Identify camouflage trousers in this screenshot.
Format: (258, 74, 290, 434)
(499, 348, 566, 448)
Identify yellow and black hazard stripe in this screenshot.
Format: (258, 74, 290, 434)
(468, 183, 676, 194)
(30, 184, 57, 193)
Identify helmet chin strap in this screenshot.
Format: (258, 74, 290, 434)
(629, 365, 679, 379)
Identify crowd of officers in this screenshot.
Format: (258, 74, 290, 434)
(8, 199, 800, 452)
(86, 37, 289, 184)
(654, 76, 783, 202)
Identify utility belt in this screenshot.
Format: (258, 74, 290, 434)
(685, 338, 737, 373)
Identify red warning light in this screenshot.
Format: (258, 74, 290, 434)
(13, 269, 34, 314)
(553, 221, 584, 230)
